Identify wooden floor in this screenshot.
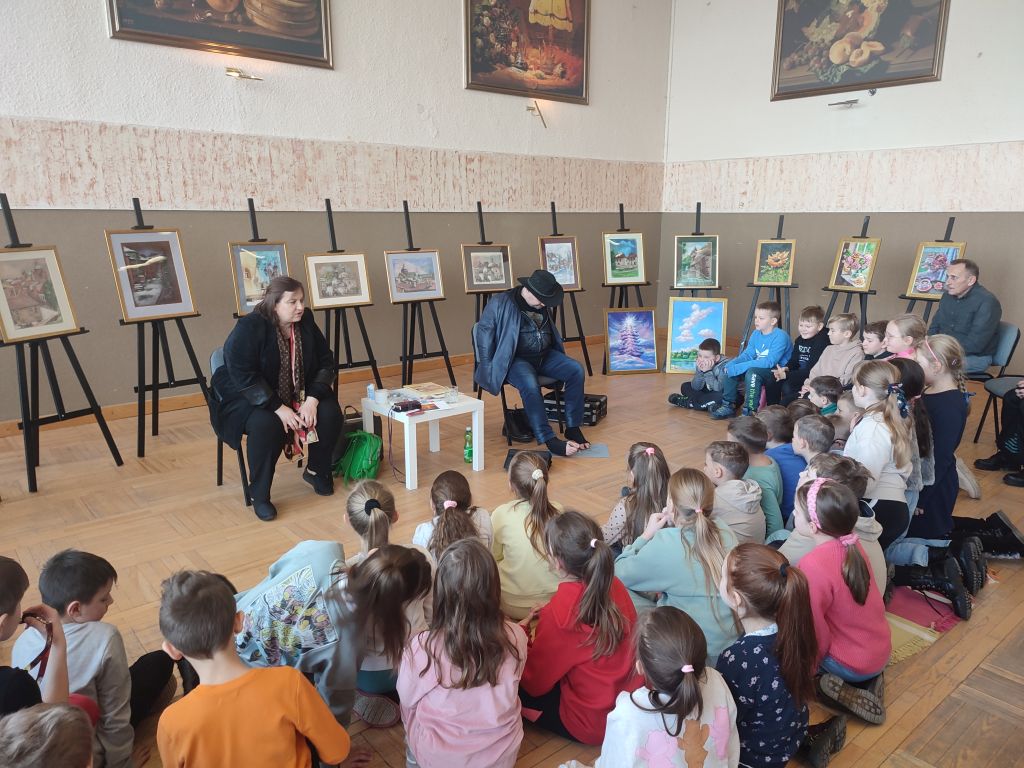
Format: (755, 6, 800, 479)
(1, 346, 1022, 768)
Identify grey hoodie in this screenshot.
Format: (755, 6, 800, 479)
(713, 479, 766, 545)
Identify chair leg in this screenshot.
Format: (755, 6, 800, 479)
(499, 387, 513, 446)
(236, 448, 252, 507)
(973, 393, 995, 443)
(216, 438, 224, 487)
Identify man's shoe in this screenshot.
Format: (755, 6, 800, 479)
(818, 674, 885, 724)
(1003, 470, 1024, 488)
(253, 500, 278, 522)
(801, 715, 847, 768)
(668, 393, 689, 408)
(975, 451, 1021, 472)
(303, 469, 334, 496)
(709, 404, 735, 420)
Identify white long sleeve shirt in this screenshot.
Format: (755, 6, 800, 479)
(844, 411, 911, 502)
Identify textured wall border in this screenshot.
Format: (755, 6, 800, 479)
(662, 141, 1024, 213)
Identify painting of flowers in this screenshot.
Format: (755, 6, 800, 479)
(904, 241, 964, 300)
(828, 238, 881, 293)
(753, 240, 796, 286)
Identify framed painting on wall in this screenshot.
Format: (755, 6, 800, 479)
(0, 247, 79, 343)
(771, 0, 950, 101)
(106, 0, 332, 68)
(105, 229, 197, 323)
(828, 238, 881, 292)
(229, 242, 289, 315)
(538, 236, 581, 291)
(461, 244, 513, 293)
(465, 0, 589, 104)
(602, 233, 645, 285)
(753, 239, 796, 286)
(304, 253, 373, 309)
(385, 250, 445, 304)
(904, 241, 965, 300)
(666, 297, 728, 374)
(673, 235, 719, 289)
(605, 308, 658, 375)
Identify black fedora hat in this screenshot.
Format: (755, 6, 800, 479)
(517, 269, 564, 308)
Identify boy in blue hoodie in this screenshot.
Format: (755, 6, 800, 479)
(668, 337, 732, 411)
(711, 301, 792, 420)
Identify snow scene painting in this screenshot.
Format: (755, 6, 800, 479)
(666, 297, 728, 373)
(604, 308, 658, 374)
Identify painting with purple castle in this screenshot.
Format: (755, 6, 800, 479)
(604, 308, 658, 375)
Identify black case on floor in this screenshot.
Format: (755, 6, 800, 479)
(542, 393, 608, 426)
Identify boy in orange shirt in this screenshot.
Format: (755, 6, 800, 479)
(156, 570, 366, 768)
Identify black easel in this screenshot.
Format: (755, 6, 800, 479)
(547, 202, 593, 376)
(396, 201, 455, 387)
(472, 201, 498, 325)
(898, 216, 956, 324)
(0, 193, 123, 493)
(601, 203, 650, 374)
(674, 202, 722, 299)
(122, 198, 210, 458)
(822, 216, 877, 327)
(741, 214, 800, 348)
(316, 198, 382, 388)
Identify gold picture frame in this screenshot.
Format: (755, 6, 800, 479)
(0, 246, 80, 343)
(228, 241, 289, 316)
(104, 229, 198, 323)
(538, 236, 582, 292)
(604, 308, 658, 375)
(304, 253, 374, 309)
(384, 249, 445, 304)
(904, 241, 965, 300)
(827, 238, 882, 293)
(602, 232, 646, 286)
(753, 239, 796, 286)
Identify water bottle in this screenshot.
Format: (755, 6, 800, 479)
(366, 383, 375, 401)
(463, 426, 473, 464)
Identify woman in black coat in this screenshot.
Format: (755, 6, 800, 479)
(212, 276, 341, 521)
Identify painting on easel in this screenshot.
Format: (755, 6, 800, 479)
(465, 0, 589, 104)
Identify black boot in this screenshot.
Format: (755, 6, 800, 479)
(987, 511, 1024, 549)
(974, 450, 1021, 472)
(892, 558, 971, 620)
(949, 536, 986, 594)
(800, 715, 848, 767)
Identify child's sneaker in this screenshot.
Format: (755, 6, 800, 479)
(668, 393, 689, 408)
(710, 403, 735, 420)
(741, 406, 755, 416)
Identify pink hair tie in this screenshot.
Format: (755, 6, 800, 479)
(644, 446, 656, 456)
(681, 664, 695, 674)
(442, 500, 457, 510)
(839, 533, 859, 548)
(589, 538, 598, 549)
(806, 478, 829, 529)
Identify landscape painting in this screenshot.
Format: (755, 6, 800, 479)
(673, 235, 719, 289)
(666, 297, 728, 374)
(602, 233, 645, 285)
(385, 250, 445, 303)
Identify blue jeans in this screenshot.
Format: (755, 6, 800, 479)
(820, 655, 885, 683)
(885, 537, 951, 567)
(506, 350, 585, 444)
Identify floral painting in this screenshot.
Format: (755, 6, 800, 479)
(604, 309, 658, 374)
(754, 240, 797, 286)
(904, 241, 964, 300)
(666, 297, 728, 374)
(828, 238, 881, 293)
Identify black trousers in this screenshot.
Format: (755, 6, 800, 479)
(997, 388, 1024, 456)
(679, 382, 723, 410)
(129, 651, 175, 727)
(519, 684, 578, 742)
(243, 399, 342, 503)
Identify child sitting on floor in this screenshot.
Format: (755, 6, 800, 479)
(704, 440, 765, 545)
(807, 375, 843, 415)
(803, 313, 863, 389)
(0, 704, 94, 768)
(157, 570, 362, 768)
(861, 321, 892, 361)
(793, 414, 836, 467)
(884, 314, 926, 359)
(413, 470, 493, 560)
(787, 398, 819, 422)
(711, 301, 792, 420)
(669, 338, 732, 412)
(727, 416, 785, 536)
(602, 442, 670, 551)
(771, 305, 829, 406)
(345, 480, 399, 565)
(758, 405, 805, 525)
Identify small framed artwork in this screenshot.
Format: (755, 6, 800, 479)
(0, 247, 79, 343)
(461, 244, 513, 293)
(904, 241, 965, 300)
(384, 250, 445, 304)
(753, 240, 796, 286)
(106, 0, 332, 68)
(465, 0, 590, 105)
(828, 238, 882, 292)
(673, 235, 719, 289)
(602, 233, 646, 285)
(605, 308, 658, 375)
(771, 0, 950, 101)
(228, 242, 289, 315)
(105, 229, 197, 323)
(666, 297, 728, 374)
(538, 236, 581, 291)
(303, 253, 373, 309)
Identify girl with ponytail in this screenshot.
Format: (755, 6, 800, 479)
(844, 359, 913, 549)
(601, 442, 670, 549)
(518, 511, 641, 745)
(413, 470, 493, 560)
(794, 479, 891, 724)
(345, 480, 398, 565)
(579, 606, 739, 768)
(718, 544, 834, 766)
(491, 452, 564, 620)
(614, 468, 740, 662)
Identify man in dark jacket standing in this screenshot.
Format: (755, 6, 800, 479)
(928, 259, 1002, 373)
(474, 270, 589, 456)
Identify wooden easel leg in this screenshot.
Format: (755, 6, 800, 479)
(40, 343, 65, 417)
(741, 287, 762, 351)
(174, 318, 210, 402)
(159, 322, 176, 385)
(634, 285, 643, 306)
(29, 341, 40, 468)
(406, 303, 419, 386)
(15, 344, 37, 493)
(569, 293, 592, 376)
(61, 336, 123, 467)
(353, 307, 382, 388)
(340, 308, 354, 369)
(842, 293, 854, 314)
(922, 302, 934, 324)
(400, 304, 410, 386)
(427, 301, 456, 386)
(783, 287, 792, 335)
(860, 293, 869, 327)
(824, 293, 839, 323)
(151, 321, 161, 437)
(333, 310, 342, 374)
(137, 322, 146, 458)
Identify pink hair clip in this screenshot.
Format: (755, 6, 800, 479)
(644, 446, 656, 456)
(806, 478, 829, 529)
(681, 664, 695, 674)
(442, 500, 457, 510)
(839, 533, 859, 548)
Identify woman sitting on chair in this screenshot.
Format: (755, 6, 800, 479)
(213, 276, 341, 521)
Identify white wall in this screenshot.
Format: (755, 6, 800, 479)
(664, 0, 1024, 162)
(0, 0, 672, 163)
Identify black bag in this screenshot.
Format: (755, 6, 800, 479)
(501, 407, 534, 443)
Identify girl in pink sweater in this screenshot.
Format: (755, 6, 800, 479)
(793, 479, 891, 724)
(397, 539, 527, 768)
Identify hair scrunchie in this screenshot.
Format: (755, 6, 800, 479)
(589, 538, 598, 549)
(364, 498, 381, 514)
(680, 664, 695, 674)
(839, 533, 859, 548)
(644, 446, 656, 456)
(531, 468, 544, 481)
(887, 382, 911, 418)
(779, 563, 789, 578)
(442, 500, 458, 510)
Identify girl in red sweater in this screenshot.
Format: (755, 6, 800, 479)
(793, 479, 891, 724)
(518, 511, 642, 745)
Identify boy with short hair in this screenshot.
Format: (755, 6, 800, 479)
(792, 414, 836, 464)
(802, 313, 863, 388)
(771, 305, 830, 405)
(786, 398, 819, 421)
(711, 301, 792, 420)
(726, 416, 784, 536)
(669, 337, 732, 412)
(806, 375, 843, 415)
(12, 550, 173, 768)
(704, 441, 765, 545)
(156, 570, 358, 768)
(756, 405, 805, 525)
(862, 321, 892, 360)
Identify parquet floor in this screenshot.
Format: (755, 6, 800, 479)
(1, 345, 1022, 767)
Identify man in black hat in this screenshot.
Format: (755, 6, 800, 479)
(474, 269, 589, 456)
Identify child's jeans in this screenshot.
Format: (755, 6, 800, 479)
(819, 655, 885, 683)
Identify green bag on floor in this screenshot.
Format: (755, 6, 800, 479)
(332, 430, 382, 483)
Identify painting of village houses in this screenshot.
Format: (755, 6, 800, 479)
(229, 242, 288, 315)
(0, 248, 78, 342)
(105, 229, 196, 322)
(385, 250, 446, 303)
(602, 233, 645, 285)
(673, 235, 719, 289)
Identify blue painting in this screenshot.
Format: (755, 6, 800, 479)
(605, 309, 658, 374)
(666, 297, 728, 373)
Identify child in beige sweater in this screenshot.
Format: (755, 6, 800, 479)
(802, 313, 863, 388)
